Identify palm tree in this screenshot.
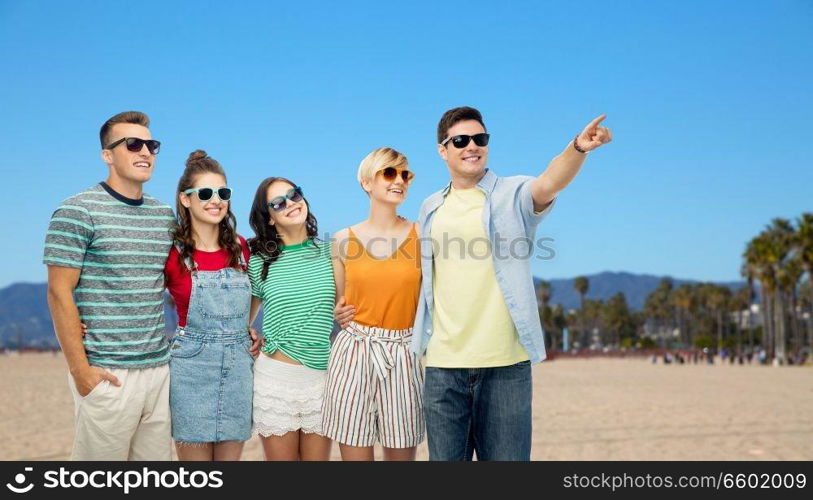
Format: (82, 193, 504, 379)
(740, 261, 757, 350)
(552, 304, 568, 350)
(582, 299, 604, 348)
(731, 285, 752, 353)
(574, 276, 589, 347)
(540, 305, 554, 348)
(672, 284, 695, 346)
(644, 278, 673, 347)
(564, 309, 579, 351)
(537, 280, 552, 309)
(767, 219, 795, 363)
(800, 278, 813, 354)
(604, 292, 631, 348)
(537, 280, 552, 347)
(574, 276, 589, 307)
(745, 233, 777, 359)
(706, 285, 732, 353)
(796, 213, 813, 351)
(778, 257, 803, 354)
(745, 219, 794, 363)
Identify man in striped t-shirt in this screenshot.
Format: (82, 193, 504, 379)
(44, 111, 175, 460)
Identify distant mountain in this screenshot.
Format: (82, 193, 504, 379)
(0, 283, 55, 348)
(0, 283, 177, 348)
(535, 271, 746, 311)
(0, 272, 745, 347)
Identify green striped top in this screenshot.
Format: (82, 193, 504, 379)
(248, 239, 335, 370)
(43, 183, 174, 369)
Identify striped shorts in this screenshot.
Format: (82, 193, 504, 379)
(321, 321, 425, 448)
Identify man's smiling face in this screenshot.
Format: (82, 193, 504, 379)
(437, 119, 489, 181)
(102, 123, 156, 184)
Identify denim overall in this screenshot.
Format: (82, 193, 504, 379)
(169, 244, 253, 443)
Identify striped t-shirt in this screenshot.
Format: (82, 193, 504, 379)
(43, 183, 175, 369)
(248, 239, 335, 370)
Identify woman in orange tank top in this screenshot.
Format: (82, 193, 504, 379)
(321, 147, 425, 460)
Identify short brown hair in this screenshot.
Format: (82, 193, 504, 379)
(100, 111, 150, 148)
(437, 106, 486, 144)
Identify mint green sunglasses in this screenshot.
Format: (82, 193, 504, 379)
(183, 186, 232, 202)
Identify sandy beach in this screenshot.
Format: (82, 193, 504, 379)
(1, 352, 811, 461)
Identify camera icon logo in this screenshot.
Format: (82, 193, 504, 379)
(6, 467, 34, 494)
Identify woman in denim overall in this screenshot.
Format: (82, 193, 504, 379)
(165, 150, 257, 460)
(169, 241, 254, 451)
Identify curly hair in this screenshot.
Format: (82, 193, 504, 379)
(172, 150, 242, 271)
(248, 177, 319, 280)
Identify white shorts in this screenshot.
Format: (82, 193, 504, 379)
(253, 355, 326, 437)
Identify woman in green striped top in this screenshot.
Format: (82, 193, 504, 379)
(247, 177, 335, 461)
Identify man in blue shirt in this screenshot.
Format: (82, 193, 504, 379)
(412, 106, 612, 460)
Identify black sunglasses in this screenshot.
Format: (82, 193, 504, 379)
(105, 137, 161, 155)
(440, 133, 490, 149)
(183, 186, 232, 202)
(379, 167, 414, 183)
(267, 186, 304, 212)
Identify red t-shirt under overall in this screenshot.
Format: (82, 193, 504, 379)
(164, 235, 250, 327)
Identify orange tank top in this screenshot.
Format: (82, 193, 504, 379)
(343, 224, 422, 330)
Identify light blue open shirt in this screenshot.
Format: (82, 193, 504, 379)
(410, 168, 555, 364)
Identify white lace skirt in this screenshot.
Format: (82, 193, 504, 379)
(252, 355, 326, 437)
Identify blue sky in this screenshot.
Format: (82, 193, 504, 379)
(1, 0, 811, 288)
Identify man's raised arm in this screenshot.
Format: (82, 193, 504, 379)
(530, 114, 613, 211)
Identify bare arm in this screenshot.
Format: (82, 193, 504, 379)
(247, 296, 263, 357)
(250, 296, 262, 325)
(332, 229, 347, 299)
(47, 265, 119, 396)
(332, 229, 355, 328)
(530, 114, 613, 210)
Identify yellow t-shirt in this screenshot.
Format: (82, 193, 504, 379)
(426, 186, 529, 368)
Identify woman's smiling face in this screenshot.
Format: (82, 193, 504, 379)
(266, 180, 308, 229)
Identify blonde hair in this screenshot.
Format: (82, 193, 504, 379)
(356, 147, 409, 193)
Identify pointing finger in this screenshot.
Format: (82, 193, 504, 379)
(584, 114, 607, 132)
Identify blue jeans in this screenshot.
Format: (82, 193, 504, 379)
(423, 360, 532, 461)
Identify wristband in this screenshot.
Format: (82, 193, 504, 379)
(573, 135, 588, 154)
